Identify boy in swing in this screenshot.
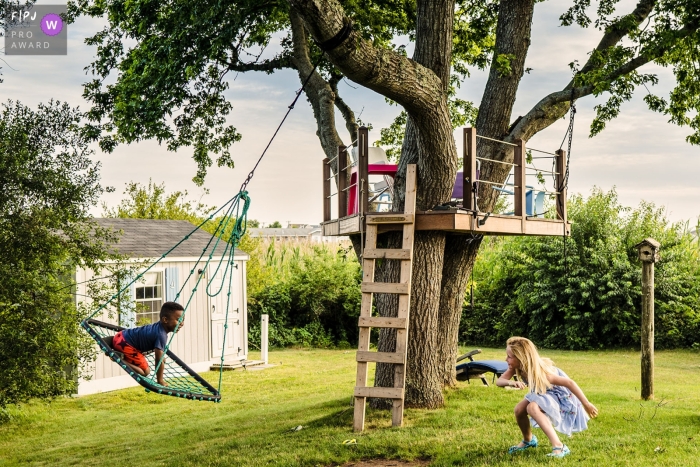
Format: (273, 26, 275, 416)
(111, 301, 185, 387)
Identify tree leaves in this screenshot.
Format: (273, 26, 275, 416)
(0, 100, 113, 407)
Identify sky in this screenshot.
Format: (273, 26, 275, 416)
(3, 1, 698, 227)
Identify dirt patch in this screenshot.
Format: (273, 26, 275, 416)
(333, 460, 430, 467)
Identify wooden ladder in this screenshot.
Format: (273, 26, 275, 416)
(353, 164, 417, 432)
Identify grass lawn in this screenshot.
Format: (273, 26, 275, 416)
(2, 347, 700, 466)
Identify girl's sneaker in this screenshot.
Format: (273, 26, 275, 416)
(508, 435, 538, 454)
(546, 445, 571, 458)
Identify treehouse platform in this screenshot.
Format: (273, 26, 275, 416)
(321, 127, 571, 237)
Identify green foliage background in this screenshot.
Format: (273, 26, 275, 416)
(0, 101, 112, 408)
(461, 188, 700, 350)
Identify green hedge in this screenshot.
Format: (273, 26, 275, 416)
(461, 188, 700, 350)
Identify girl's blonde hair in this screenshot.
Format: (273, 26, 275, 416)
(507, 336, 555, 395)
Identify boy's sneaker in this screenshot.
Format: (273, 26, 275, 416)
(546, 445, 571, 458)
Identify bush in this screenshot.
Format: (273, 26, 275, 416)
(461, 188, 700, 350)
(247, 241, 361, 348)
(0, 101, 112, 407)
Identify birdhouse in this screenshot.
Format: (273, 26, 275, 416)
(634, 238, 660, 263)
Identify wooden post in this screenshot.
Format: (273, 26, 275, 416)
(514, 140, 526, 227)
(463, 127, 477, 211)
(323, 158, 331, 222)
(261, 314, 269, 365)
(358, 127, 369, 217)
(555, 149, 567, 224)
(634, 238, 660, 401)
(338, 145, 348, 218)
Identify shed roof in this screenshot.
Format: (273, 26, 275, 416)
(94, 218, 248, 259)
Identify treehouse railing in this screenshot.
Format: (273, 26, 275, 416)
(322, 127, 569, 237)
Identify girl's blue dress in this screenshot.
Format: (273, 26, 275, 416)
(524, 367, 589, 436)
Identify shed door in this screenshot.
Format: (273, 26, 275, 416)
(209, 264, 239, 360)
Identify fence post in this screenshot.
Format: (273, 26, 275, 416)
(261, 314, 269, 365)
(323, 158, 331, 222)
(634, 238, 660, 400)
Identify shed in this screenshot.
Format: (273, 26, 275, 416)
(76, 218, 249, 395)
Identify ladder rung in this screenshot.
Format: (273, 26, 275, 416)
(366, 214, 414, 225)
(358, 317, 407, 329)
(354, 386, 404, 399)
(356, 351, 405, 364)
(361, 282, 410, 294)
(363, 248, 412, 260)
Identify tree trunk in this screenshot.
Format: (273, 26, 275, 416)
(436, 234, 482, 386)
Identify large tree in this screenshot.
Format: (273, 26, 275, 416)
(71, 0, 700, 407)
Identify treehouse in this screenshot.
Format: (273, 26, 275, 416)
(321, 127, 571, 238)
(322, 127, 572, 432)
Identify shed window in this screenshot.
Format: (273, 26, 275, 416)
(135, 272, 163, 325)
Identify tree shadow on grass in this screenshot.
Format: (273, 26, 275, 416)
(303, 397, 356, 429)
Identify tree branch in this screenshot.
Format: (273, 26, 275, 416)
(288, 8, 345, 165)
(288, 0, 444, 116)
(577, 0, 656, 76)
(329, 73, 358, 140)
(512, 24, 692, 141)
(227, 55, 295, 73)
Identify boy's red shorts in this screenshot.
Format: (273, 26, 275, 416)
(112, 332, 149, 373)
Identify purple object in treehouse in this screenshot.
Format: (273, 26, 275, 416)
(452, 172, 463, 199)
(451, 170, 479, 199)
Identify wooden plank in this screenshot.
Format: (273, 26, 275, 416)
(392, 164, 416, 428)
(517, 139, 527, 233)
(392, 398, 404, 427)
(339, 215, 361, 234)
(514, 139, 526, 219)
(555, 149, 567, 226)
(323, 158, 331, 222)
(338, 146, 348, 219)
(361, 282, 410, 294)
(463, 128, 477, 211)
(353, 396, 366, 432)
(356, 351, 405, 364)
(359, 127, 369, 216)
(404, 164, 417, 215)
(354, 386, 404, 399)
(458, 214, 523, 235)
(358, 317, 407, 329)
(321, 220, 339, 236)
(366, 214, 415, 224)
(414, 212, 456, 231)
(363, 248, 412, 260)
(360, 224, 378, 317)
(524, 219, 572, 236)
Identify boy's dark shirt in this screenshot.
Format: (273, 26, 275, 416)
(121, 322, 168, 353)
